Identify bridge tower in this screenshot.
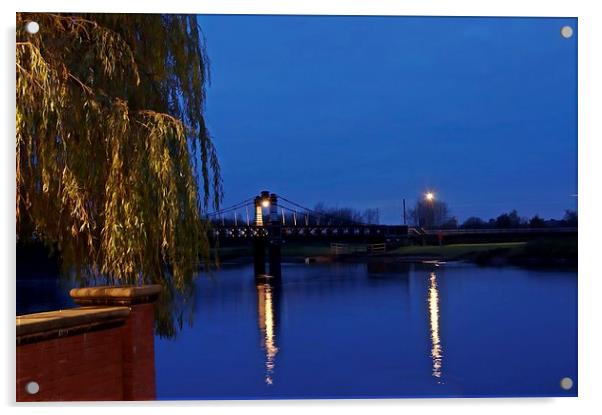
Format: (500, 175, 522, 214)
(267, 192, 282, 279)
(253, 193, 267, 276)
(254, 196, 264, 227)
(253, 191, 281, 279)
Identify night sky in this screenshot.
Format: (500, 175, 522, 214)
(196, 15, 577, 224)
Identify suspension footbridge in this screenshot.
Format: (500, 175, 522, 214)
(206, 190, 577, 278)
(207, 191, 408, 243)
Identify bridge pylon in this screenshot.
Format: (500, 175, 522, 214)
(267, 192, 282, 279)
(252, 191, 281, 279)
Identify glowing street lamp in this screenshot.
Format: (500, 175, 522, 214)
(423, 191, 436, 229)
(261, 199, 270, 208)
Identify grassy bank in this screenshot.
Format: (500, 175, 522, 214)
(388, 242, 527, 259)
(213, 237, 577, 268)
(389, 238, 577, 268)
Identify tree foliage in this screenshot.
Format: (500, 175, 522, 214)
(563, 210, 578, 226)
(313, 203, 380, 225)
(408, 198, 451, 228)
(460, 216, 486, 229)
(16, 13, 222, 294)
(529, 215, 546, 228)
(494, 209, 524, 228)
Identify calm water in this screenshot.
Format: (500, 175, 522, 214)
(154, 261, 577, 399)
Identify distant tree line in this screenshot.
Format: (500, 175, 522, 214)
(459, 209, 577, 229)
(407, 195, 577, 229)
(212, 197, 577, 230)
(313, 203, 380, 225)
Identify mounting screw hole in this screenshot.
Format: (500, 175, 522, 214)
(25, 21, 39, 34)
(560, 377, 573, 390)
(25, 381, 40, 395)
(560, 26, 573, 39)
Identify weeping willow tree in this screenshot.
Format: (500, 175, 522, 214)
(16, 13, 222, 335)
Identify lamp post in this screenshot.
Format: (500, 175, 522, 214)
(402, 198, 406, 225)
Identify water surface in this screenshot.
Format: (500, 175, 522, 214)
(154, 261, 577, 399)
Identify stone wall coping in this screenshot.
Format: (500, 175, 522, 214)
(16, 306, 130, 340)
(70, 285, 162, 299)
(69, 285, 162, 305)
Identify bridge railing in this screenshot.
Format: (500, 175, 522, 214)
(367, 243, 386, 255)
(211, 224, 408, 240)
(330, 243, 350, 255)
(330, 243, 387, 255)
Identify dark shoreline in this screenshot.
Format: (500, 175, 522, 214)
(217, 253, 577, 271)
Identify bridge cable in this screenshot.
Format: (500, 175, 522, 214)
(276, 195, 366, 226)
(206, 197, 255, 217)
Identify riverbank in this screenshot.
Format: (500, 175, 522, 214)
(214, 237, 577, 269)
(388, 238, 577, 268)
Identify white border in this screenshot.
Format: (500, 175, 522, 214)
(8, 0, 586, 17)
(3, 1, 601, 415)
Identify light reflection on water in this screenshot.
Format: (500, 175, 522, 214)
(256, 281, 279, 385)
(428, 272, 443, 382)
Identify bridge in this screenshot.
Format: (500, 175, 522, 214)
(207, 190, 577, 277)
(207, 191, 408, 277)
(207, 191, 407, 242)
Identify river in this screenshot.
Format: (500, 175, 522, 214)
(153, 261, 577, 399)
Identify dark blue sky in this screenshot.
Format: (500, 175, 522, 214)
(197, 15, 577, 224)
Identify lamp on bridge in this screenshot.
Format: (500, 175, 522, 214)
(260, 191, 271, 208)
(255, 191, 272, 227)
(425, 192, 435, 202)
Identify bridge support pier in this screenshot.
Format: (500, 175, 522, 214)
(268, 241, 281, 278)
(253, 240, 280, 279)
(253, 239, 266, 276)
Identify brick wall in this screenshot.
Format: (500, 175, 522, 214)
(16, 286, 160, 402)
(17, 325, 124, 401)
(122, 303, 156, 400)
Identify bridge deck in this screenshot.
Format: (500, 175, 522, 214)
(211, 224, 576, 243)
(211, 225, 408, 241)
